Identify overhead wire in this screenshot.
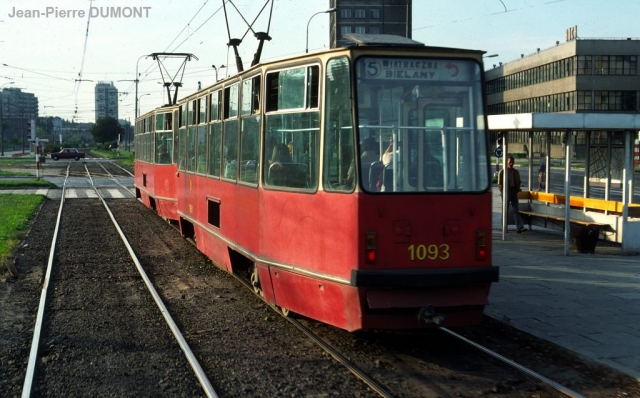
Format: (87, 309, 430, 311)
(73, 0, 94, 121)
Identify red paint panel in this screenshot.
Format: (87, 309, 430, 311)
(356, 193, 493, 270)
(259, 190, 359, 280)
(270, 268, 349, 330)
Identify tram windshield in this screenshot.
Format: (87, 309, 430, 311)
(355, 57, 489, 193)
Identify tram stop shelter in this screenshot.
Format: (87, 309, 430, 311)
(488, 113, 640, 255)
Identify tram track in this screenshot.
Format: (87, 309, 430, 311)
(21, 162, 217, 397)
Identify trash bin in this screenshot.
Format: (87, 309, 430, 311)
(570, 225, 599, 253)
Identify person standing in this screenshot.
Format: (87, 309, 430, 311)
(538, 158, 546, 191)
(498, 156, 526, 233)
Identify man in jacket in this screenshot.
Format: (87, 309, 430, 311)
(498, 156, 526, 233)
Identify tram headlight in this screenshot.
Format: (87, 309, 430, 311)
(365, 232, 377, 263)
(476, 229, 487, 261)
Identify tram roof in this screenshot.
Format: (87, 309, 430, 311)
(488, 113, 640, 131)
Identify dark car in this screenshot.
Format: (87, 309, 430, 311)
(51, 148, 86, 161)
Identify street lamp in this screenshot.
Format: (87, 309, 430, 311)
(306, 8, 336, 53)
(137, 93, 151, 116)
(0, 81, 15, 156)
(119, 54, 151, 119)
(212, 65, 226, 82)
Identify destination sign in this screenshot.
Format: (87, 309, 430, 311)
(361, 57, 475, 82)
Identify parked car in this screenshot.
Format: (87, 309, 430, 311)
(51, 148, 86, 161)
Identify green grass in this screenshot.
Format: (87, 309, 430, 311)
(0, 194, 45, 275)
(0, 179, 57, 189)
(0, 157, 36, 166)
(93, 149, 134, 167)
(0, 170, 33, 177)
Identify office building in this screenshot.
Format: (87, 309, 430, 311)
(0, 87, 39, 149)
(95, 81, 119, 121)
(485, 27, 640, 159)
(329, 0, 412, 49)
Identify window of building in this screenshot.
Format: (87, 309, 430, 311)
(370, 9, 380, 18)
(369, 26, 380, 34)
(355, 9, 365, 18)
(577, 90, 592, 110)
(577, 55, 592, 75)
(341, 26, 351, 35)
(355, 26, 366, 34)
(340, 9, 351, 18)
(594, 55, 609, 75)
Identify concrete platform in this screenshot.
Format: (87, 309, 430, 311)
(490, 186, 640, 380)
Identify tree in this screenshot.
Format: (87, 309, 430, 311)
(90, 116, 124, 144)
(36, 126, 48, 139)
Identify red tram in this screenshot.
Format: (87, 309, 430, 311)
(134, 34, 498, 331)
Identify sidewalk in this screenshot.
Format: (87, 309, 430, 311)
(489, 186, 640, 380)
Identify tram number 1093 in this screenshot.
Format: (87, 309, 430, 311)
(407, 244, 450, 261)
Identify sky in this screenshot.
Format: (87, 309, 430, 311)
(0, 0, 638, 123)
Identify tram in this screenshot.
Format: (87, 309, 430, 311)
(134, 34, 498, 331)
(135, 105, 180, 222)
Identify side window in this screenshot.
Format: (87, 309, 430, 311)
(208, 91, 222, 177)
(180, 104, 186, 127)
(223, 83, 239, 181)
(323, 57, 354, 192)
(208, 123, 222, 177)
(264, 65, 320, 190)
(187, 126, 196, 172)
(156, 112, 172, 165)
(210, 91, 220, 122)
(178, 125, 187, 172)
(240, 76, 261, 184)
(196, 125, 207, 174)
(266, 66, 318, 112)
(199, 96, 207, 123)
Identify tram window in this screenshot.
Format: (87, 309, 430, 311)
(354, 56, 489, 193)
(187, 101, 193, 126)
(210, 91, 221, 121)
(156, 131, 172, 164)
(223, 119, 239, 181)
(208, 123, 222, 177)
(239, 115, 259, 184)
(224, 84, 239, 119)
(241, 76, 261, 116)
(166, 113, 172, 130)
(264, 112, 319, 189)
(186, 126, 196, 172)
(196, 125, 207, 174)
(178, 127, 187, 171)
(156, 113, 164, 131)
(265, 65, 319, 112)
(199, 96, 206, 124)
(180, 104, 186, 128)
(323, 57, 355, 192)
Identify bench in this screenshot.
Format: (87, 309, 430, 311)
(516, 191, 640, 248)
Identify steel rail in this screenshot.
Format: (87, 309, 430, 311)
(22, 165, 70, 397)
(441, 327, 586, 398)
